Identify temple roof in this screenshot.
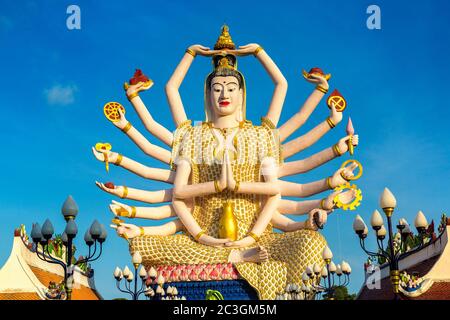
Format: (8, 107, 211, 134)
(0, 228, 101, 300)
(357, 220, 450, 300)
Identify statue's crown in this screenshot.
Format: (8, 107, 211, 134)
(214, 24, 236, 50)
(212, 25, 237, 71)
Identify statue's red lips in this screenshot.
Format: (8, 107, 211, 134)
(219, 101, 230, 106)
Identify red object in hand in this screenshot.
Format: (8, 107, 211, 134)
(129, 69, 150, 85)
(105, 182, 115, 189)
(309, 67, 325, 75)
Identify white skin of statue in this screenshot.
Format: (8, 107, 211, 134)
(94, 44, 359, 262)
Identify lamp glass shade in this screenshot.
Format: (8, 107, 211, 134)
(302, 272, 310, 282)
(336, 264, 342, 275)
(363, 226, 369, 236)
(84, 230, 94, 245)
(132, 251, 143, 265)
(329, 261, 337, 273)
(127, 271, 134, 282)
(61, 232, 68, 245)
(123, 265, 131, 278)
(61, 195, 79, 219)
(353, 215, 366, 232)
(380, 188, 397, 209)
(322, 246, 333, 260)
(377, 225, 387, 237)
(64, 219, 78, 238)
(98, 224, 107, 242)
(89, 220, 102, 239)
(305, 266, 313, 276)
(31, 223, 43, 242)
(139, 266, 147, 278)
(114, 267, 123, 279)
(313, 263, 321, 274)
(414, 211, 428, 229)
(321, 266, 328, 278)
(370, 210, 384, 228)
(41, 219, 54, 240)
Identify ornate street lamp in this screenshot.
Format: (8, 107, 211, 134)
(353, 188, 430, 299)
(114, 251, 151, 300)
(30, 195, 106, 300)
(288, 247, 352, 300)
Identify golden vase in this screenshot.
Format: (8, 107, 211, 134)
(218, 201, 238, 241)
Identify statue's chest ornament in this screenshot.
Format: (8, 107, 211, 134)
(209, 125, 240, 162)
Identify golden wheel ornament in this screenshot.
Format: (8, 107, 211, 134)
(103, 102, 126, 122)
(340, 159, 363, 181)
(333, 183, 363, 211)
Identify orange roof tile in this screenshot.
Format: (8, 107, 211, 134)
(0, 292, 40, 300)
(28, 266, 101, 300)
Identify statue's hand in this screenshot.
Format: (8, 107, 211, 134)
(110, 222, 141, 239)
(92, 147, 119, 164)
(188, 44, 220, 57)
(224, 236, 255, 248)
(95, 181, 126, 198)
(305, 72, 329, 89)
(228, 43, 260, 57)
(111, 108, 129, 131)
(224, 151, 236, 191)
(197, 234, 229, 247)
(125, 81, 153, 99)
(336, 134, 359, 154)
(329, 161, 359, 188)
(329, 103, 343, 125)
(323, 189, 357, 210)
(109, 200, 132, 218)
(305, 209, 328, 230)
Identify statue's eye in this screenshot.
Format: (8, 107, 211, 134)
(228, 88, 235, 92)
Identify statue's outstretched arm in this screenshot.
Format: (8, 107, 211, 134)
(228, 156, 281, 196)
(92, 148, 175, 184)
(125, 82, 174, 147)
(108, 200, 179, 220)
(278, 74, 330, 142)
(95, 181, 172, 204)
(172, 158, 227, 199)
(110, 109, 171, 164)
(279, 134, 359, 178)
(165, 45, 221, 127)
(111, 219, 182, 238)
(271, 209, 328, 232)
(282, 104, 343, 159)
(278, 162, 359, 197)
(253, 46, 288, 127)
(278, 198, 322, 215)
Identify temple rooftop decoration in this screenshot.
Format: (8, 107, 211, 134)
(0, 225, 102, 300)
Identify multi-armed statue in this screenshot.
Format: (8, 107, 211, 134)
(93, 25, 362, 299)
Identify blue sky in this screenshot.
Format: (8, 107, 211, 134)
(0, 0, 449, 299)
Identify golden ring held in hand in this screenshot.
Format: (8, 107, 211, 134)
(340, 159, 363, 181)
(103, 101, 126, 122)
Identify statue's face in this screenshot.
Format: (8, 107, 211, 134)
(209, 76, 243, 118)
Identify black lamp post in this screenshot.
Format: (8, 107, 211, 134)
(30, 195, 106, 300)
(353, 188, 429, 299)
(114, 251, 150, 300)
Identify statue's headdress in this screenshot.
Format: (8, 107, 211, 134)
(205, 25, 246, 122)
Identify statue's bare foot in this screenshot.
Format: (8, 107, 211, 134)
(243, 246, 269, 263)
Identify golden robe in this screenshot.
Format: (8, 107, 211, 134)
(130, 119, 327, 299)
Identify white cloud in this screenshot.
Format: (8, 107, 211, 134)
(44, 84, 78, 106)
